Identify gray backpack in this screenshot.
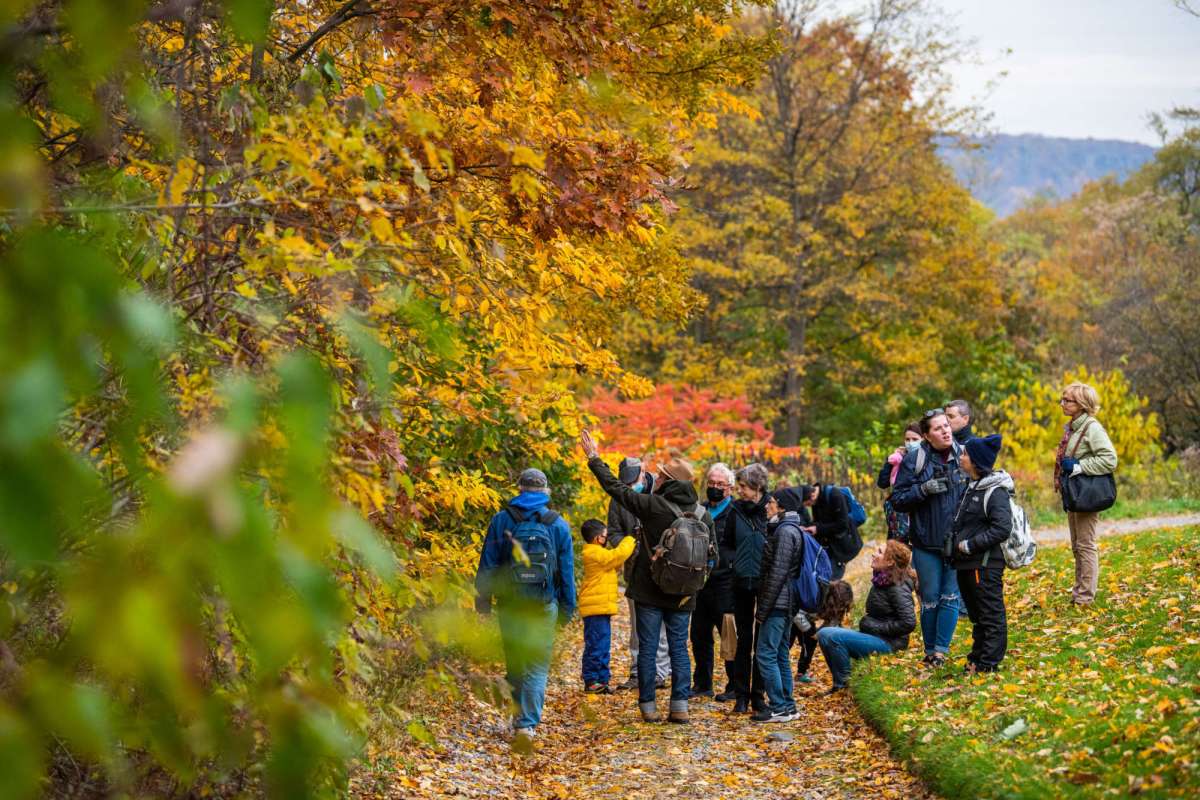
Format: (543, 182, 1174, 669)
(646, 502, 715, 596)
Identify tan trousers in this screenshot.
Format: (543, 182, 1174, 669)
(1068, 511, 1100, 603)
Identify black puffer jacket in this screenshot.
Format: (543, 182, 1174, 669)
(859, 576, 917, 651)
(588, 456, 714, 612)
(950, 471, 1015, 570)
(697, 501, 735, 614)
(607, 473, 653, 584)
(811, 485, 863, 564)
(723, 496, 769, 590)
(755, 512, 805, 623)
(891, 441, 968, 552)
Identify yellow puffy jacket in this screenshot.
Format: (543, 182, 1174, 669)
(578, 536, 637, 618)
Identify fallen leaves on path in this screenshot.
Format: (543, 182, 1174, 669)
(353, 601, 932, 799)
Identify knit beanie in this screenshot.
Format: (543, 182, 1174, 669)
(965, 434, 1003, 474)
(771, 487, 807, 513)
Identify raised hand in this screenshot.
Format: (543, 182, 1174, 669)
(580, 429, 599, 459)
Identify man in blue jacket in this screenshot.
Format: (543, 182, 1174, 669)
(475, 468, 577, 747)
(890, 409, 968, 668)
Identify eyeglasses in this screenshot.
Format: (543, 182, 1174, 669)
(922, 407, 945, 419)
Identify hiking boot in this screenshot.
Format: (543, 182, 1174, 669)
(584, 682, 612, 694)
(733, 698, 749, 713)
(689, 687, 714, 699)
(618, 676, 639, 691)
(751, 697, 768, 713)
(667, 710, 690, 724)
(928, 653, 947, 668)
(715, 690, 738, 702)
(825, 685, 846, 696)
(639, 703, 662, 723)
(654, 677, 668, 690)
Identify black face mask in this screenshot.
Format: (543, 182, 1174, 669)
(706, 487, 726, 504)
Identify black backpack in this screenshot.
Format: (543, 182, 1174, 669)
(645, 502, 715, 596)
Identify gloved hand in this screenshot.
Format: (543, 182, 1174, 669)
(1060, 457, 1079, 474)
(957, 539, 971, 555)
(920, 476, 949, 497)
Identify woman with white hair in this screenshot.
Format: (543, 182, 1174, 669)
(1055, 382, 1118, 606)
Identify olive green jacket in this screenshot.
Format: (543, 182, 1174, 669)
(1065, 413, 1118, 475)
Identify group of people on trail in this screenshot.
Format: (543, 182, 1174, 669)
(475, 383, 1118, 745)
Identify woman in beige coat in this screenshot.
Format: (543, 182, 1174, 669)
(1054, 382, 1118, 605)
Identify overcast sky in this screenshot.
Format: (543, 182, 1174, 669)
(939, 0, 1200, 144)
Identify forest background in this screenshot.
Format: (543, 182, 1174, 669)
(1, 0, 1198, 797)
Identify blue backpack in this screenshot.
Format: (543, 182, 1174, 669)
(505, 506, 560, 599)
(827, 485, 867, 528)
(790, 525, 833, 614)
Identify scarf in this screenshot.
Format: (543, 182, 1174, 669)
(1053, 421, 1073, 493)
(707, 496, 731, 519)
(871, 568, 896, 588)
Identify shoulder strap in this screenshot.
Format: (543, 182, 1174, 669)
(982, 485, 999, 514)
(662, 499, 684, 519)
(506, 505, 526, 524)
(913, 446, 927, 474)
(537, 509, 561, 527)
(1069, 419, 1096, 457)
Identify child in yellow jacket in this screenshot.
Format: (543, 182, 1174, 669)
(579, 519, 637, 693)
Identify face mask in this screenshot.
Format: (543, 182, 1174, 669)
(631, 482, 644, 493)
(906, 440, 921, 452)
(706, 487, 726, 504)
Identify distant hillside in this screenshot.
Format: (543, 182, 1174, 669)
(939, 133, 1157, 217)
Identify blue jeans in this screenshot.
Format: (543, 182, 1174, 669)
(497, 601, 557, 730)
(911, 546, 960, 655)
(816, 627, 893, 688)
(635, 604, 691, 708)
(582, 615, 612, 685)
(755, 611, 795, 714)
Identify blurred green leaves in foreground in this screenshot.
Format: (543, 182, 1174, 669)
(1, 226, 390, 797)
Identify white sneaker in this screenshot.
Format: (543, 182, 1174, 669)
(767, 711, 798, 723)
(511, 726, 537, 754)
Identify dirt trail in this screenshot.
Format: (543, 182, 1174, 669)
(1030, 512, 1200, 544)
(360, 600, 931, 799)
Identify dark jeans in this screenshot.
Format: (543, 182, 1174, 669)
(690, 587, 733, 694)
(958, 565, 1008, 669)
(635, 604, 692, 707)
(582, 615, 612, 685)
(731, 585, 764, 704)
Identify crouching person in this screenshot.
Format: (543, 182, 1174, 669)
(951, 434, 1012, 673)
(475, 469, 577, 748)
(817, 540, 917, 693)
